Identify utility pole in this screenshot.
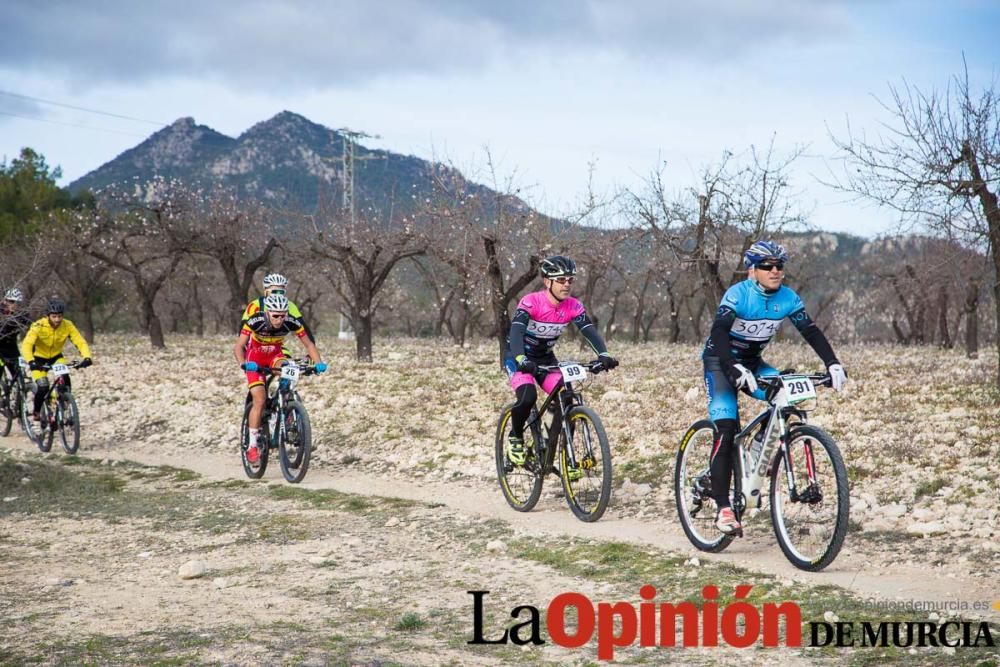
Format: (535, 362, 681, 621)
(336, 127, 382, 225)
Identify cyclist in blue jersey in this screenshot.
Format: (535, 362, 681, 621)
(703, 240, 847, 534)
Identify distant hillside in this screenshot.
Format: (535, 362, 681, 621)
(68, 111, 484, 215)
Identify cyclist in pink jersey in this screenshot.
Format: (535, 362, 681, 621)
(502, 255, 619, 465)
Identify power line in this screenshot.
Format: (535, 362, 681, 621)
(0, 110, 148, 137)
(0, 90, 167, 126)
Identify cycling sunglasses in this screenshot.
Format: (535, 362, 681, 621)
(755, 262, 785, 272)
(551, 276, 575, 285)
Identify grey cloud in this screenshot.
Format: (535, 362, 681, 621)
(0, 0, 858, 89)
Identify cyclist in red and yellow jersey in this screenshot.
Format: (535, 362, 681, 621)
(234, 293, 326, 464)
(21, 297, 93, 421)
(240, 272, 314, 343)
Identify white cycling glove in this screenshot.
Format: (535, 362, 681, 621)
(731, 364, 758, 393)
(828, 364, 847, 392)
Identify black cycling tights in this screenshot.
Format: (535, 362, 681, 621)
(509, 384, 537, 439)
(509, 383, 566, 441)
(709, 418, 738, 509)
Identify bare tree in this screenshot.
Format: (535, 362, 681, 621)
(306, 202, 425, 362)
(424, 151, 551, 360)
(84, 180, 191, 348)
(184, 187, 281, 327)
(623, 140, 808, 308)
(828, 59, 1000, 379)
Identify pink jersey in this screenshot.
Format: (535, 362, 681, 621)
(512, 290, 587, 357)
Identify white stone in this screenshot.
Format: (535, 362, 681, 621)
(905, 521, 946, 536)
(486, 540, 507, 553)
(178, 560, 207, 579)
(882, 503, 907, 518)
(384, 517, 400, 527)
(138, 551, 153, 559)
(823, 611, 839, 623)
(632, 483, 652, 498)
(602, 390, 626, 402)
(212, 577, 230, 589)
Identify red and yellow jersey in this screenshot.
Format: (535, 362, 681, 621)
(241, 311, 307, 349)
(21, 317, 91, 362)
(241, 297, 303, 323)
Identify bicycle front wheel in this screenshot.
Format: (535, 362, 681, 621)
(278, 401, 311, 484)
(674, 420, 735, 552)
(559, 406, 612, 522)
(57, 391, 81, 454)
(494, 405, 544, 512)
(769, 424, 849, 571)
(39, 400, 55, 453)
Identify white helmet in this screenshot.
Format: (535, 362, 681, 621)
(262, 273, 288, 289)
(263, 293, 289, 313)
(4, 288, 24, 303)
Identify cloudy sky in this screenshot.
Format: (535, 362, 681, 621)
(1, 1, 997, 237)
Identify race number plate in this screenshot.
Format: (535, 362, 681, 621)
(559, 362, 587, 383)
(782, 376, 816, 403)
(281, 363, 300, 383)
(51, 363, 70, 376)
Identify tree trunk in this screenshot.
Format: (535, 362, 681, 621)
(937, 284, 951, 349)
(961, 142, 999, 385)
(964, 277, 979, 359)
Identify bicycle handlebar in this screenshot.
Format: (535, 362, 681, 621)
(252, 359, 321, 377)
(756, 372, 833, 389)
(535, 359, 609, 375)
(31, 360, 87, 371)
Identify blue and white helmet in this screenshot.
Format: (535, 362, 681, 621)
(743, 240, 788, 268)
(4, 288, 24, 303)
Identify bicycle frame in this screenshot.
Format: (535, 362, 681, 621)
(732, 373, 825, 516)
(521, 361, 601, 471)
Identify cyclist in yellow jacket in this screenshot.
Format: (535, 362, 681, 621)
(21, 297, 92, 421)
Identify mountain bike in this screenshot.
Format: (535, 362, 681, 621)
(240, 358, 317, 484)
(675, 371, 848, 572)
(495, 359, 613, 522)
(20, 360, 85, 454)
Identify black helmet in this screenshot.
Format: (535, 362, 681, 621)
(539, 255, 577, 278)
(46, 298, 66, 314)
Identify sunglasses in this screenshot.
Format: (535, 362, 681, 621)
(755, 262, 785, 272)
(268, 289, 286, 295)
(551, 276, 575, 285)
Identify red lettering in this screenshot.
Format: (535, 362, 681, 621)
(547, 592, 594, 648)
(596, 602, 637, 660)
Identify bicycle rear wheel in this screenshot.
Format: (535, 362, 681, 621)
(240, 399, 268, 479)
(57, 391, 81, 454)
(769, 424, 849, 571)
(278, 401, 311, 483)
(0, 374, 12, 437)
(559, 406, 612, 522)
(495, 405, 545, 512)
(674, 420, 735, 552)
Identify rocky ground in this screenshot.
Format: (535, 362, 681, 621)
(0, 335, 998, 665)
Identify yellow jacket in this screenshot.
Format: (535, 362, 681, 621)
(21, 317, 92, 362)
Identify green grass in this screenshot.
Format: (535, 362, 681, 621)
(913, 476, 948, 500)
(393, 612, 426, 631)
